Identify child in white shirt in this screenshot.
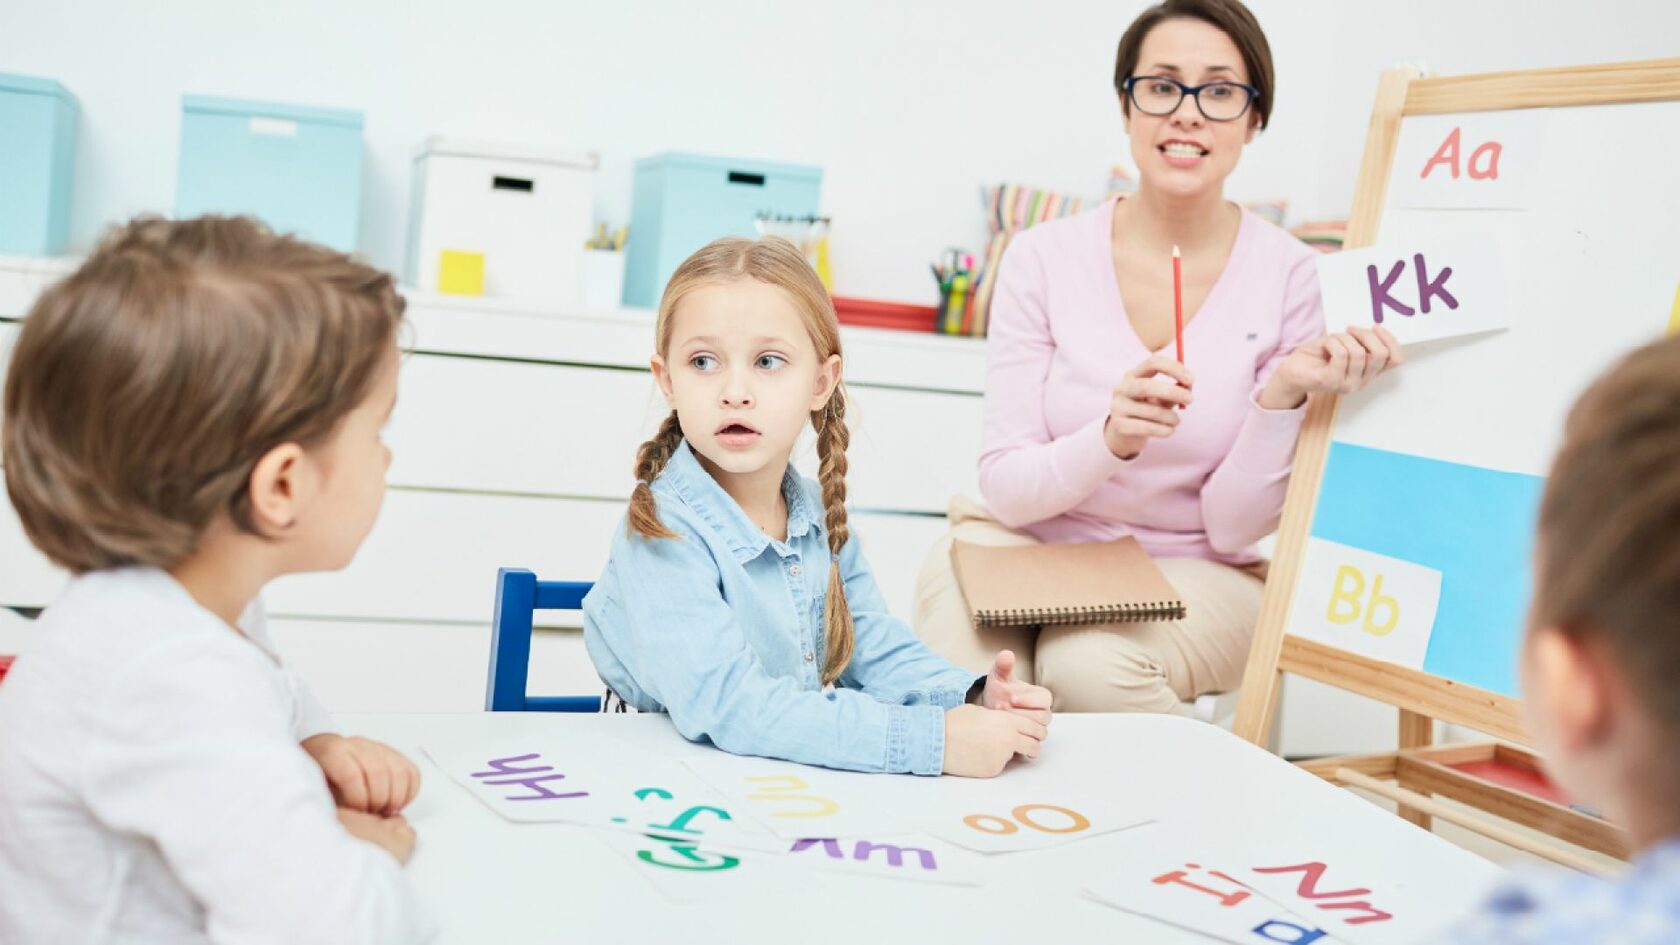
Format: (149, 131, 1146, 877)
(0, 216, 432, 943)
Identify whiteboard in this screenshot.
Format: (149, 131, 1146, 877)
(1283, 101, 1680, 697)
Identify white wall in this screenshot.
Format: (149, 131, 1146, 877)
(1311, 0, 1680, 219)
(4, 0, 1337, 304)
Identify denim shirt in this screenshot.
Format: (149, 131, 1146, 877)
(583, 441, 981, 775)
(1443, 838, 1680, 944)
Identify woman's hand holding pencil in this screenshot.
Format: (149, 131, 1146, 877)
(1103, 354, 1195, 461)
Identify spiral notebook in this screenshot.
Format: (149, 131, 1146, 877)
(951, 538, 1186, 629)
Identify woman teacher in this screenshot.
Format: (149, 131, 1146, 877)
(914, 0, 1401, 713)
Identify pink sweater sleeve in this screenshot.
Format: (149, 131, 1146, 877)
(976, 237, 1129, 529)
(1199, 250, 1326, 554)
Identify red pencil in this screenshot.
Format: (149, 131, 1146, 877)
(1172, 244, 1184, 364)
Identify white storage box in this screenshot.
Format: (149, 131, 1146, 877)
(405, 137, 597, 304)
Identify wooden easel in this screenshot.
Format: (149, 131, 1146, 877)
(1233, 58, 1680, 872)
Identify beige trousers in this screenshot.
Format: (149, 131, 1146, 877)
(912, 497, 1266, 714)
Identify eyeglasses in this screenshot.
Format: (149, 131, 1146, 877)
(1121, 75, 1258, 122)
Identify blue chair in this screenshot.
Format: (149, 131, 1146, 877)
(486, 567, 602, 712)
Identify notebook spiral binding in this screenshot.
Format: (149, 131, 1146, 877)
(974, 601, 1187, 628)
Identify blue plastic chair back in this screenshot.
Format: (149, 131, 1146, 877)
(486, 567, 602, 712)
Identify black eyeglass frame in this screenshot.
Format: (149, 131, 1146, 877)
(1121, 75, 1260, 122)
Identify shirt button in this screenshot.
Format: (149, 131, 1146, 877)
(789, 563, 803, 577)
(804, 651, 815, 662)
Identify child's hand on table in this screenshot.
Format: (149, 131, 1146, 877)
(336, 807, 417, 864)
(980, 649, 1054, 726)
(942, 703, 1047, 777)
(303, 733, 422, 816)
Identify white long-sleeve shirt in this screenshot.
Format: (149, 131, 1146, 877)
(0, 567, 433, 944)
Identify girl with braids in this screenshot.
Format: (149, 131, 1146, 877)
(583, 237, 1052, 777)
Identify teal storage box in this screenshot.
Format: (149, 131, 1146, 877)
(624, 152, 821, 307)
(0, 72, 78, 255)
(175, 95, 363, 251)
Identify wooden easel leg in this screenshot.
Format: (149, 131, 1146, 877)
(1397, 711, 1434, 830)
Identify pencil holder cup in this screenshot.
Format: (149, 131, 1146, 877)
(583, 248, 626, 309)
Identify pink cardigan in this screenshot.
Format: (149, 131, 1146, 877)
(978, 199, 1325, 565)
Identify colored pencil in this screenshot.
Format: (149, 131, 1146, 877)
(1172, 244, 1184, 364)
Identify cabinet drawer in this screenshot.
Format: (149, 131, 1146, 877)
(837, 386, 979, 514)
(272, 515, 954, 714)
(387, 353, 980, 514)
(267, 486, 947, 625)
(847, 512, 948, 623)
(268, 618, 599, 714)
(385, 353, 663, 500)
(5, 477, 952, 629)
(267, 488, 625, 623)
(401, 299, 987, 395)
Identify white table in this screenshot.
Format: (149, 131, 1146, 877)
(343, 712, 1503, 944)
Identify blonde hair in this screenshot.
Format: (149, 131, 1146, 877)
(2, 215, 404, 573)
(627, 237, 855, 685)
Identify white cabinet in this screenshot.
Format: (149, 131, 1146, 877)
(266, 618, 600, 714)
(265, 490, 626, 623)
(840, 386, 981, 514)
(383, 353, 981, 515)
(384, 355, 664, 501)
(264, 488, 950, 628)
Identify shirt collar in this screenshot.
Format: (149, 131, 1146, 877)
(659, 439, 822, 563)
(132, 566, 282, 665)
